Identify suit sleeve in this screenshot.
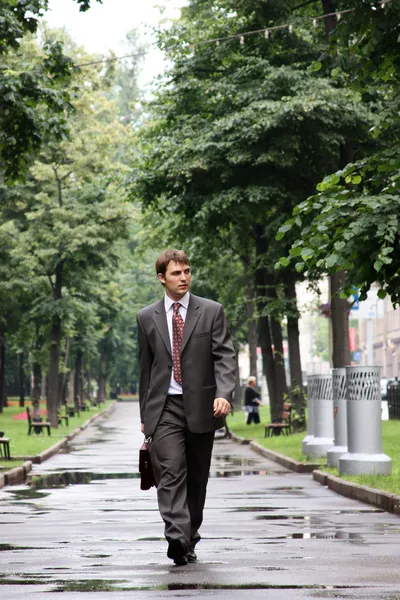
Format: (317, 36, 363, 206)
(211, 304, 236, 402)
(137, 314, 153, 423)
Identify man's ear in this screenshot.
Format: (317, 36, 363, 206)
(158, 273, 166, 285)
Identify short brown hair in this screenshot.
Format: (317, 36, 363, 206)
(155, 249, 190, 277)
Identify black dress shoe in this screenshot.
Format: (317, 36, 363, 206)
(187, 549, 197, 563)
(167, 539, 188, 565)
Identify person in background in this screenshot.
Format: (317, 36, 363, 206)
(244, 376, 262, 424)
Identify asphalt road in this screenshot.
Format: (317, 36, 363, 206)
(1, 400, 400, 599)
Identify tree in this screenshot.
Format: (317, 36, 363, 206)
(0, 0, 103, 181)
(132, 0, 370, 422)
(278, 2, 400, 308)
(1, 33, 133, 425)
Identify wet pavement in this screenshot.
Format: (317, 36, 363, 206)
(1, 401, 400, 599)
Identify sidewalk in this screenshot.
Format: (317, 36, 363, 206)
(0, 400, 400, 599)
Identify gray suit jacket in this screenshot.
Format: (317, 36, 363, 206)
(137, 293, 236, 436)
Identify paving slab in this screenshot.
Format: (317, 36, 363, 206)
(0, 400, 400, 599)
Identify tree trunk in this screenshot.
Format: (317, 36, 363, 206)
(270, 318, 288, 403)
(258, 315, 277, 412)
(265, 271, 288, 417)
(32, 361, 42, 419)
(40, 374, 46, 400)
(331, 271, 351, 368)
(59, 336, 70, 408)
(321, 0, 337, 43)
(321, 2, 352, 370)
(74, 349, 84, 409)
(98, 375, 106, 404)
(47, 263, 62, 427)
(254, 225, 281, 419)
(233, 350, 242, 407)
(0, 328, 5, 413)
(67, 370, 75, 408)
(97, 349, 108, 404)
(87, 365, 93, 404)
(19, 352, 25, 407)
(245, 271, 258, 377)
(284, 271, 306, 430)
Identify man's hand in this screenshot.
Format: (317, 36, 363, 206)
(213, 397, 231, 417)
(141, 423, 144, 433)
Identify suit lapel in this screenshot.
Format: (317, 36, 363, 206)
(153, 300, 172, 355)
(181, 295, 201, 353)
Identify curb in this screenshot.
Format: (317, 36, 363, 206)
(230, 432, 251, 445)
(0, 402, 116, 488)
(230, 432, 321, 473)
(3, 461, 32, 487)
(249, 441, 322, 474)
(313, 470, 400, 515)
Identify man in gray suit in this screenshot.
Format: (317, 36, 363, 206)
(137, 249, 236, 565)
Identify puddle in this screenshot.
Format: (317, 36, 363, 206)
(0, 574, 370, 593)
(54, 579, 128, 592)
(210, 470, 269, 477)
(209, 454, 271, 478)
(255, 566, 286, 571)
(256, 515, 310, 521)
(0, 579, 367, 592)
(232, 506, 289, 512)
(213, 455, 259, 467)
(335, 509, 386, 515)
(267, 486, 305, 496)
(156, 584, 365, 592)
(5, 488, 50, 500)
(0, 544, 44, 552)
(25, 471, 140, 491)
(290, 532, 364, 541)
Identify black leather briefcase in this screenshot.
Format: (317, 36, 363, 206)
(139, 436, 156, 490)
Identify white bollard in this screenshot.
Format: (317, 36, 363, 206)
(327, 368, 348, 468)
(306, 374, 334, 458)
(302, 375, 315, 454)
(339, 366, 391, 475)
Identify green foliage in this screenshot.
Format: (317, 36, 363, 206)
(0, 27, 146, 404)
(0, 0, 102, 181)
(132, 0, 370, 327)
(278, 1, 400, 305)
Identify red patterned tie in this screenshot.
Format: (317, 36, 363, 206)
(172, 302, 184, 384)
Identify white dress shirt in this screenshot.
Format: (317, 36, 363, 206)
(165, 292, 190, 395)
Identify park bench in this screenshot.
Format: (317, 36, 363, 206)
(26, 407, 51, 436)
(264, 402, 292, 437)
(66, 404, 80, 418)
(58, 406, 69, 426)
(0, 433, 11, 459)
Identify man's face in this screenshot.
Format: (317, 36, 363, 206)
(158, 261, 191, 300)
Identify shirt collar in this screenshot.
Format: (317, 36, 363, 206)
(164, 291, 190, 312)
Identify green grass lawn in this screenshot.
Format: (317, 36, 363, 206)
(322, 420, 400, 495)
(227, 406, 400, 494)
(0, 399, 112, 470)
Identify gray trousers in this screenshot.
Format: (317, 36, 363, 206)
(151, 394, 215, 550)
